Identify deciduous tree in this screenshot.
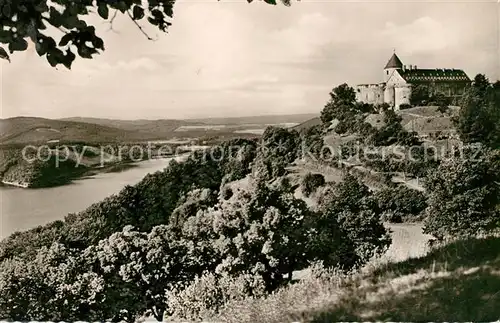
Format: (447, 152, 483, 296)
(252, 127, 299, 181)
(454, 74, 500, 148)
(423, 145, 500, 239)
(316, 174, 391, 264)
(320, 84, 357, 124)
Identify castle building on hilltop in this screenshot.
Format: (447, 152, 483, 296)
(355, 53, 471, 110)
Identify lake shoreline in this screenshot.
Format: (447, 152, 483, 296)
(0, 180, 30, 188)
(0, 161, 134, 189)
(0, 152, 194, 190)
(1, 154, 193, 239)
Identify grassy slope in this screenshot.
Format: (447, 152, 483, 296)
(378, 223, 433, 263)
(303, 105, 460, 135)
(292, 116, 322, 132)
(296, 105, 461, 191)
(365, 106, 460, 135)
(215, 234, 500, 322)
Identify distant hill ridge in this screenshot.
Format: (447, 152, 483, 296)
(1, 113, 319, 145)
(0, 117, 142, 145)
(60, 117, 204, 129)
(187, 113, 318, 126)
(59, 117, 204, 139)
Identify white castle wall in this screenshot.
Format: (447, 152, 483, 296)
(384, 86, 395, 107)
(355, 84, 385, 105)
(394, 85, 412, 110)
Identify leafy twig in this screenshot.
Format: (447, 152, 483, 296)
(103, 9, 120, 34)
(126, 10, 157, 41)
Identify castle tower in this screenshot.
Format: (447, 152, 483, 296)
(383, 52, 403, 108)
(383, 52, 403, 83)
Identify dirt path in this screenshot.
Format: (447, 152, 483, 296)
(294, 222, 433, 280)
(380, 222, 433, 263)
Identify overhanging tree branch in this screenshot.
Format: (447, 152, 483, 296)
(127, 10, 157, 41)
(0, 0, 295, 68)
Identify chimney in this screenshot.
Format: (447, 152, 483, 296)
(409, 64, 413, 70)
(414, 65, 417, 70)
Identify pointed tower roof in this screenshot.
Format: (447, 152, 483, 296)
(384, 53, 403, 69)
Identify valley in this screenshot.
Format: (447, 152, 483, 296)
(0, 114, 311, 189)
(1, 79, 499, 322)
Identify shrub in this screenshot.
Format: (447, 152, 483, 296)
(399, 103, 413, 110)
(313, 184, 337, 209)
(355, 102, 376, 114)
(165, 272, 266, 321)
(410, 84, 430, 106)
(299, 124, 324, 159)
(437, 104, 449, 114)
(269, 175, 297, 194)
(374, 185, 428, 223)
(430, 92, 451, 113)
(367, 110, 421, 147)
(220, 184, 234, 200)
(214, 262, 357, 323)
(301, 172, 326, 197)
(376, 103, 391, 113)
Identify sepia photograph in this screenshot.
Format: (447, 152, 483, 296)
(0, 0, 499, 321)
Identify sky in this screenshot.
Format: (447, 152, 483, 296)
(1, 0, 499, 120)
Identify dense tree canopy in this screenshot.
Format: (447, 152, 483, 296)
(251, 126, 300, 181)
(454, 74, 500, 149)
(301, 172, 326, 197)
(410, 84, 453, 108)
(374, 185, 428, 223)
(320, 83, 357, 124)
(0, 171, 391, 321)
(410, 84, 431, 106)
(299, 124, 324, 159)
(0, 0, 291, 67)
(316, 174, 391, 264)
(0, 139, 258, 261)
(423, 144, 500, 239)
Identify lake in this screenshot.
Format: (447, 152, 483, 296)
(0, 156, 185, 240)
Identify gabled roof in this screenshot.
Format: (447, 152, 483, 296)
(384, 53, 403, 69)
(399, 69, 471, 83)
